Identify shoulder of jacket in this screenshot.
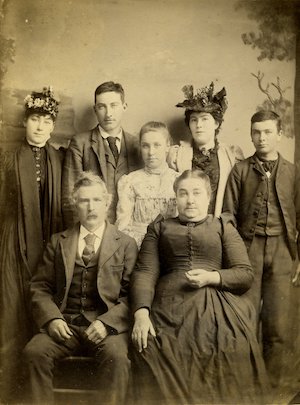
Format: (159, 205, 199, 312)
(149, 214, 165, 229)
(278, 154, 293, 167)
(114, 225, 137, 246)
(219, 213, 236, 228)
(123, 130, 134, 139)
(72, 127, 98, 142)
(235, 155, 252, 168)
(220, 142, 243, 156)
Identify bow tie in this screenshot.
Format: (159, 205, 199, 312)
(199, 147, 213, 157)
(260, 160, 277, 173)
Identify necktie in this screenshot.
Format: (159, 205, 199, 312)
(107, 136, 119, 163)
(82, 233, 96, 265)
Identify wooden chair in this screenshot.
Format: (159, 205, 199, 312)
(53, 356, 99, 404)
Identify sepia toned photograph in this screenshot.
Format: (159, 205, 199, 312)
(0, 0, 300, 403)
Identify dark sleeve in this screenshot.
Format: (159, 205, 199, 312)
(222, 163, 242, 224)
(0, 150, 16, 225)
(295, 161, 300, 259)
(62, 135, 83, 228)
(98, 236, 138, 334)
(130, 216, 162, 314)
(217, 219, 253, 295)
(30, 235, 65, 330)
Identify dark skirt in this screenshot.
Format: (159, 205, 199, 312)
(131, 270, 270, 405)
(0, 216, 33, 402)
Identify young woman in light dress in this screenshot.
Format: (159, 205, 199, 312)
(116, 121, 179, 248)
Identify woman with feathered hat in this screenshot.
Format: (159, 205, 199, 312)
(168, 82, 244, 216)
(0, 87, 64, 402)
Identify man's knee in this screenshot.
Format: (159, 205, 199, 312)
(97, 334, 129, 367)
(23, 335, 54, 368)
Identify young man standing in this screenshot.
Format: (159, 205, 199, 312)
(62, 81, 140, 226)
(223, 110, 300, 388)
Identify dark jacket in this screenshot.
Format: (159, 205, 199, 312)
(62, 126, 141, 226)
(0, 140, 64, 275)
(223, 154, 300, 259)
(30, 221, 138, 334)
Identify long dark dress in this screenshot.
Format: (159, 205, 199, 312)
(0, 141, 64, 402)
(130, 215, 270, 404)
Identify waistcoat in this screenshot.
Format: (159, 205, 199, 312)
(64, 247, 106, 322)
(255, 165, 285, 236)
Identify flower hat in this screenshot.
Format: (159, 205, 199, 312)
(24, 86, 60, 118)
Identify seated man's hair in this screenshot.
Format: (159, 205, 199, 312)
(251, 110, 282, 132)
(173, 169, 211, 199)
(94, 81, 125, 103)
(72, 171, 109, 201)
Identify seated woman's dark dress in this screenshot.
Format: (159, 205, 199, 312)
(130, 215, 270, 405)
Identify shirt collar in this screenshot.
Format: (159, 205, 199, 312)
(98, 125, 123, 141)
(27, 139, 48, 148)
(79, 222, 106, 240)
(195, 139, 215, 152)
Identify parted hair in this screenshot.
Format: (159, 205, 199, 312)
(184, 110, 222, 136)
(251, 110, 282, 132)
(173, 169, 212, 198)
(94, 81, 125, 103)
(72, 171, 110, 203)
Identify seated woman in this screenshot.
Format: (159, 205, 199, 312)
(116, 121, 179, 247)
(168, 82, 244, 216)
(130, 169, 270, 405)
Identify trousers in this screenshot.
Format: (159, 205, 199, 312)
(246, 234, 294, 387)
(23, 325, 130, 405)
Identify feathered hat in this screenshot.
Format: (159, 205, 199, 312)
(176, 82, 227, 121)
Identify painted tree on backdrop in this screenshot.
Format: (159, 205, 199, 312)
(235, 0, 300, 160)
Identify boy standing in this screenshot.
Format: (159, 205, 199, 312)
(223, 110, 300, 387)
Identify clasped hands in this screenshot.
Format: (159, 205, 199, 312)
(47, 318, 108, 344)
(185, 268, 221, 288)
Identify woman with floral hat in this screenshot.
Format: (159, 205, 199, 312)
(168, 82, 244, 216)
(0, 87, 64, 402)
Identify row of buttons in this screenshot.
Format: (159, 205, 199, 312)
(31, 146, 42, 182)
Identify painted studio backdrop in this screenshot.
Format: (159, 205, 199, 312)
(1, 0, 300, 402)
(0, 0, 299, 163)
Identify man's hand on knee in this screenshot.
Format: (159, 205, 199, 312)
(47, 319, 73, 343)
(85, 320, 108, 344)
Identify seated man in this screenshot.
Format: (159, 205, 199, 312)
(23, 172, 138, 405)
